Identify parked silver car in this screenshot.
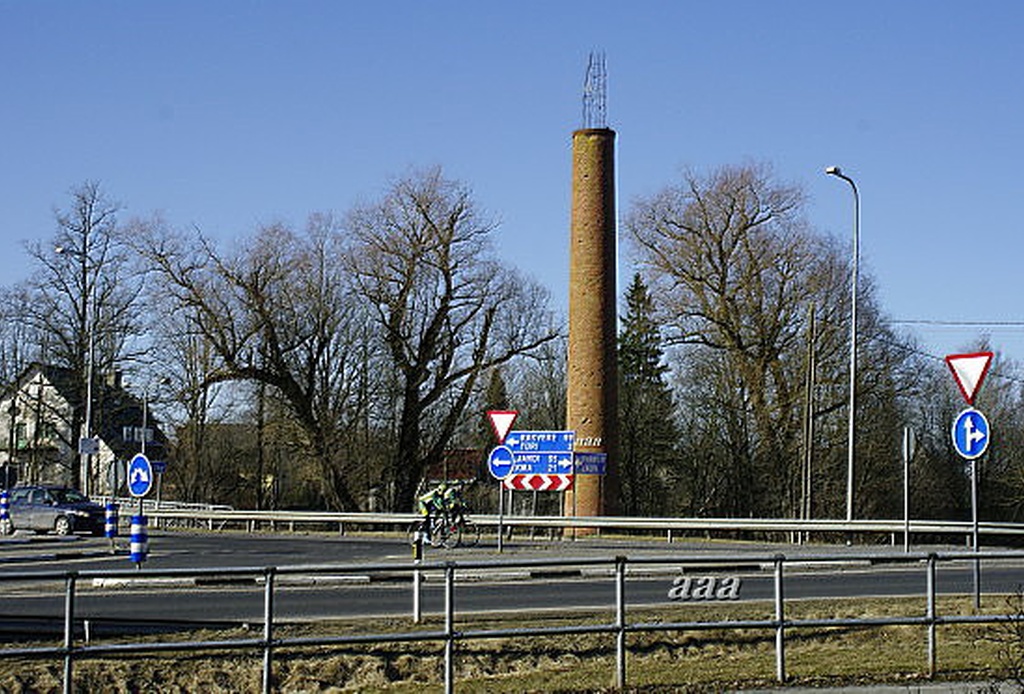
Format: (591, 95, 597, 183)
(6, 485, 106, 536)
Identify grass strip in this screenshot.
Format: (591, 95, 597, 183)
(0, 595, 1020, 692)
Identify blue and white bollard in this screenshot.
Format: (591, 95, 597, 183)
(129, 514, 148, 566)
(0, 490, 10, 535)
(105, 502, 118, 553)
(105, 503, 119, 539)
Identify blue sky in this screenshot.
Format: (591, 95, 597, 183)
(4, 2, 1024, 367)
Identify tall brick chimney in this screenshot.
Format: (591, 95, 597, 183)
(564, 127, 619, 519)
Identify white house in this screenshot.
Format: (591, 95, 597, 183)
(0, 363, 166, 495)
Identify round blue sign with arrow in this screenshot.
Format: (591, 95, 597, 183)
(127, 453, 154, 498)
(951, 408, 990, 460)
(487, 445, 514, 481)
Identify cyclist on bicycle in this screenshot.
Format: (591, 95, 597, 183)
(417, 482, 448, 543)
(443, 483, 468, 524)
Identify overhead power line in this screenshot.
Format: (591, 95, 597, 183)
(894, 319, 1024, 329)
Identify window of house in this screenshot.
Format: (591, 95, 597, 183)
(38, 420, 58, 442)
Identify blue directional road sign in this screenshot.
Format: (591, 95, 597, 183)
(504, 430, 574, 475)
(488, 445, 515, 481)
(574, 452, 607, 475)
(951, 408, 990, 460)
(127, 453, 154, 498)
(504, 430, 575, 452)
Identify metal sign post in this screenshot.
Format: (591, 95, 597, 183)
(487, 446, 514, 553)
(951, 407, 990, 609)
(486, 411, 518, 554)
(946, 352, 994, 609)
(903, 427, 916, 553)
(127, 454, 154, 568)
(496, 481, 502, 553)
(971, 457, 981, 609)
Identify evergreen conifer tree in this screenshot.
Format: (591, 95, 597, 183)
(618, 274, 680, 515)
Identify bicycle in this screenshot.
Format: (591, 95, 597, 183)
(449, 508, 480, 548)
(409, 481, 479, 550)
(408, 509, 461, 549)
(408, 507, 479, 550)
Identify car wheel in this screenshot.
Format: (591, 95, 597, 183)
(54, 516, 73, 536)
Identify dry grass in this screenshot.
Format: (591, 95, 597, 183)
(0, 596, 1019, 692)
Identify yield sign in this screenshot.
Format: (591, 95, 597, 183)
(486, 410, 518, 444)
(945, 352, 994, 405)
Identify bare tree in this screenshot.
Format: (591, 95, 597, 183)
(19, 182, 141, 489)
(0, 285, 44, 386)
(131, 214, 381, 510)
(629, 163, 928, 519)
(344, 167, 561, 511)
(627, 164, 823, 515)
(150, 311, 232, 504)
(630, 163, 907, 516)
(506, 335, 568, 432)
(986, 363, 1024, 521)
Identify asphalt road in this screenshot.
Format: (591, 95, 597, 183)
(2, 529, 1024, 632)
(0, 529, 410, 571)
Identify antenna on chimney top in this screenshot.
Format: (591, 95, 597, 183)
(582, 51, 607, 129)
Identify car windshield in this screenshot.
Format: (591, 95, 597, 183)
(49, 489, 88, 504)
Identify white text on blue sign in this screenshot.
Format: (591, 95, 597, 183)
(504, 431, 575, 453)
(511, 452, 573, 474)
(575, 452, 607, 475)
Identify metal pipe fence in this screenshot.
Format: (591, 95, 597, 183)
(132, 505, 1024, 546)
(1, 550, 1023, 692)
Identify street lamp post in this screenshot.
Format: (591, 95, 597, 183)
(825, 166, 860, 523)
(6, 400, 18, 489)
(139, 377, 171, 456)
(82, 298, 95, 497)
(139, 377, 170, 504)
(141, 387, 149, 457)
(56, 244, 97, 496)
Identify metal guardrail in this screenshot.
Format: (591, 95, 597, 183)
(1, 550, 1023, 692)
(139, 506, 1024, 543)
(104, 497, 233, 514)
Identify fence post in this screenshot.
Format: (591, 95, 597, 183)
(615, 556, 627, 689)
(63, 572, 77, 694)
(774, 554, 786, 683)
(263, 567, 276, 694)
(927, 553, 937, 677)
(444, 562, 456, 694)
(411, 531, 424, 623)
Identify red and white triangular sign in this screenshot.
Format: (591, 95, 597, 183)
(486, 410, 518, 444)
(945, 352, 993, 405)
